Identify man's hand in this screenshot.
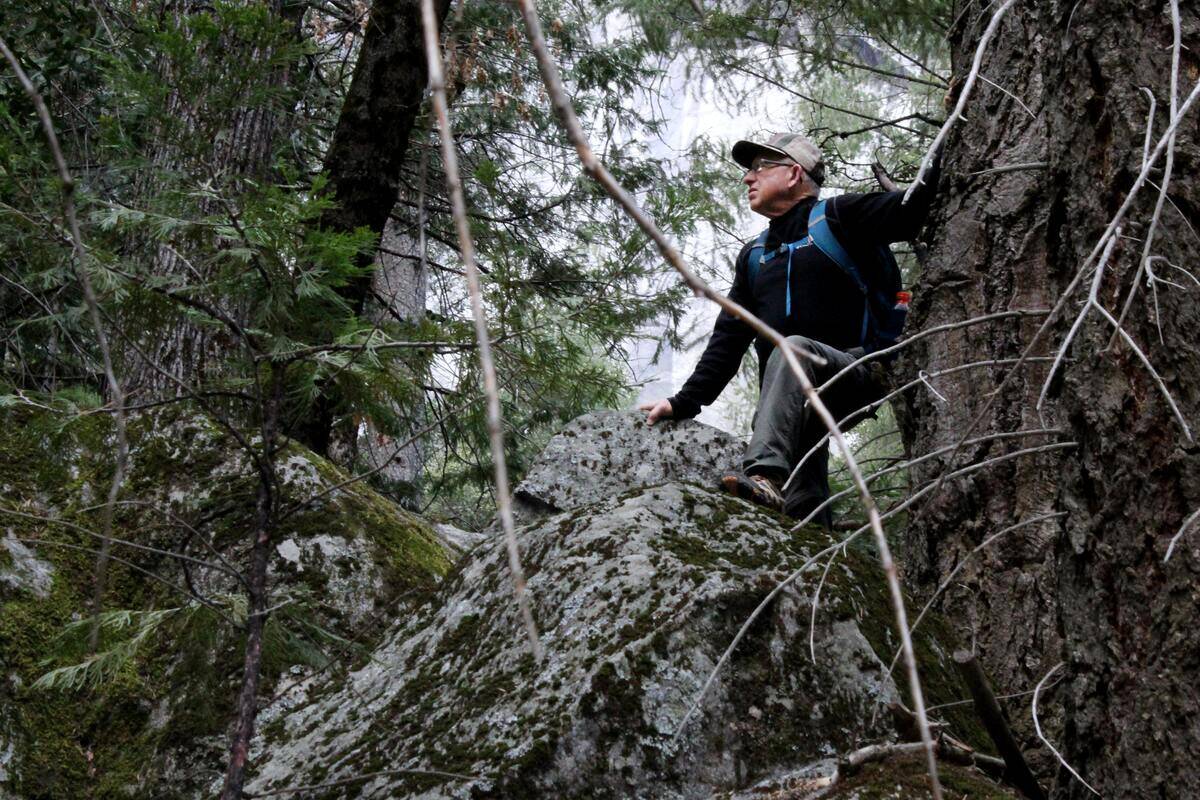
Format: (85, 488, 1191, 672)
(639, 399, 674, 426)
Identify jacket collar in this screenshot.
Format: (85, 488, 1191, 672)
(765, 195, 819, 251)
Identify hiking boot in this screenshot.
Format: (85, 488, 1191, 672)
(720, 470, 785, 512)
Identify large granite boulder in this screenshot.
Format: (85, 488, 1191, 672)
(244, 414, 997, 798)
(1, 408, 1008, 798)
(512, 410, 745, 522)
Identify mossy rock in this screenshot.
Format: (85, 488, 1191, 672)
(718, 753, 1020, 799)
(821, 754, 1019, 799)
(0, 406, 451, 799)
(246, 482, 991, 799)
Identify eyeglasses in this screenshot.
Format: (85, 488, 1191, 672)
(746, 157, 797, 174)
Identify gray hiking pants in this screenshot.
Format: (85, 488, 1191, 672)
(742, 335, 887, 524)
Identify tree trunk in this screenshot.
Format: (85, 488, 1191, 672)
(294, 0, 451, 455)
(341, 195, 429, 504)
(898, 2, 1200, 797)
(123, 0, 302, 396)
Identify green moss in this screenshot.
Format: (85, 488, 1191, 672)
(822, 545, 994, 754)
(825, 754, 1018, 799)
(0, 406, 455, 798)
(433, 613, 482, 662)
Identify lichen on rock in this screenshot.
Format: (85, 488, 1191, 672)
(246, 475, 984, 798)
(1, 407, 1002, 799)
(512, 410, 745, 523)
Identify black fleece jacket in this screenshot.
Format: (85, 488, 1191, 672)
(668, 173, 939, 420)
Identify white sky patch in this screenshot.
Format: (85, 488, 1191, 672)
(626, 55, 799, 434)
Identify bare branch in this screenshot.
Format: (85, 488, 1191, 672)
(1038, 229, 1192, 440)
(794, 430, 1064, 530)
(813, 309, 1050, 399)
(281, 397, 473, 520)
(785, 353, 1055, 497)
(0, 506, 241, 580)
(1108, 0, 1182, 348)
(978, 74, 1036, 119)
(965, 161, 1047, 177)
(1138, 86, 1157, 171)
(887, 512, 1068, 676)
(14, 538, 236, 626)
(834, 442, 1078, 534)
(953, 651, 1047, 800)
(421, 0, 542, 662)
(1037, 231, 1122, 416)
(1164, 507, 1200, 562)
(1032, 663, 1101, 796)
(809, 547, 841, 663)
(905, 0, 1019, 203)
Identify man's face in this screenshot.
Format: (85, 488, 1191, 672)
(743, 155, 802, 217)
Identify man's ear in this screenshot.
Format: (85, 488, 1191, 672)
(787, 164, 804, 190)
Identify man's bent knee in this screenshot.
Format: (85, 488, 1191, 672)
(767, 335, 820, 373)
(784, 334, 817, 350)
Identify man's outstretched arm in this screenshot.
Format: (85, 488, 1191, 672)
(828, 151, 944, 244)
(641, 244, 757, 425)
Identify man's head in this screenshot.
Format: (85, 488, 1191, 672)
(732, 133, 825, 217)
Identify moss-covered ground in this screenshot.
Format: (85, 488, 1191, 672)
(0, 405, 449, 798)
(823, 753, 1019, 799)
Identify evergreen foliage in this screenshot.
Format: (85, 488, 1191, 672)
(0, 0, 958, 792)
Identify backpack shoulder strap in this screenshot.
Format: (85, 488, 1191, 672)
(747, 229, 769, 285)
(808, 199, 866, 294)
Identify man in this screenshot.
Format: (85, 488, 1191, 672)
(639, 132, 939, 524)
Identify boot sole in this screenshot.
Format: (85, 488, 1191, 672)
(720, 472, 782, 511)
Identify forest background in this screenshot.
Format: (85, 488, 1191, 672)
(1, 0, 1197, 798)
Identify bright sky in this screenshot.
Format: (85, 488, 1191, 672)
(628, 55, 797, 435)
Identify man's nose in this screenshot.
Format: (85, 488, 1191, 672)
(743, 170, 755, 185)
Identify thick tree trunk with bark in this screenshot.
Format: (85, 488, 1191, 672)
(898, 2, 1200, 797)
(342, 199, 429, 502)
(123, 0, 302, 396)
(295, 0, 450, 455)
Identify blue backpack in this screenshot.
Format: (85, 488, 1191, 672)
(747, 198, 907, 354)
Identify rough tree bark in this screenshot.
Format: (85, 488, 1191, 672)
(898, 2, 1200, 797)
(348, 198, 429, 502)
(295, 0, 451, 455)
(123, 0, 303, 395)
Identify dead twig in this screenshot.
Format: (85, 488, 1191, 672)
(1032, 663, 1100, 796)
(1107, 0, 1181, 349)
(1164, 506, 1200, 562)
(281, 398, 474, 521)
(421, 0, 542, 662)
(1037, 229, 1191, 440)
(792, 431, 1063, 530)
(786, 357, 1056, 488)
(905, 0, 1019, 203)
(887, 513, 1067, 677)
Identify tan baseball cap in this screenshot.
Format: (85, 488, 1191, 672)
(732, 132, 825, 185)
